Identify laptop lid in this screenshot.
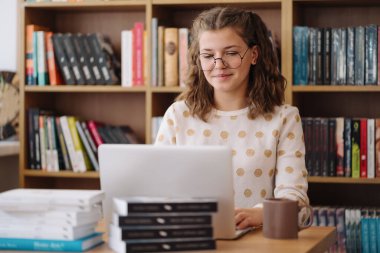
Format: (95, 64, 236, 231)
(98, 144, 236, 239)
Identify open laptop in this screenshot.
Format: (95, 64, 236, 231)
(99, 144, 252, 239)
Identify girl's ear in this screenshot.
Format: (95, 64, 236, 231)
(251, 45, 259, 65)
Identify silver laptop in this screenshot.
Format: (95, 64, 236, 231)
(99, 144, 250, 239)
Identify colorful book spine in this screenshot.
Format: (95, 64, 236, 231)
(133, 22, 144, 86)
(45, 31, 63, 85)
(351, 119, 361, 178)
(164, 27, 179, 87)
(360, 118, 367, 178)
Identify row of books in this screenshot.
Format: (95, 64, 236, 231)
(302, 117, 380, 178)
(108, 196, 217, 253)
(26, 25, 120, 86)
(293, 25, 379, 85)
(0, 188, 105, 252)
(313, 206, 380, 253)
(27, 108, 139, 172)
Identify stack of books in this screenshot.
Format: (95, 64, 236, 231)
(0, 188, 105, 251)
(109, 196, 218, 253)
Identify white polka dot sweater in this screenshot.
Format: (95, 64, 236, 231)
(155, 101, 310, 209)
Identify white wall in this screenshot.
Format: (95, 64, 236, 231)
(0, 0, 18, 72)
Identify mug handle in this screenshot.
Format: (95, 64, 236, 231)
(298, 205, 313, 230)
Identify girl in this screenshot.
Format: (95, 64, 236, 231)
(155, 7, 309, 229)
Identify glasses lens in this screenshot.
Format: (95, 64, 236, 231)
(199, 49, 247, 71)
(199, 54, 215, 71)
(224, 53, 242, 69)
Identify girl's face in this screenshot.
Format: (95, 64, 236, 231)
(198, 27, 258, 98)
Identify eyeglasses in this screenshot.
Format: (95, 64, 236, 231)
(199, 48, 250, 71)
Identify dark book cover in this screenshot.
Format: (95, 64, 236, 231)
(116, 214, 212, 227)
(72, 34, 96, 85)
(351, 119, 361, 178)
(80, 34, 105, 84)
(322, 27, 331, 85)
(344, 118, 352, 177)
(80, 121, 97, 155)
(62, 33, 85, 85)
(303, 118, 314, 175)
(312, 118, 321, 176)
(327, 118, 337, 177)
(354, 26, 365, 85)
(320, 118, 329, 177)
(308, 27, 317, 85)
(52, 33, 75, 85)
(27, 108, 37, 169)
(330, 28, 339, 85)
(365, 24, 378, 85)
(337, 28, 347, 85)
(125, 239, 216, 253)
(316, 28, 324, 84)
(118, 226, 213, 240)
(346, 27, 355, 85)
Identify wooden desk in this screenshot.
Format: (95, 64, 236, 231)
(90, 226, 336, 253)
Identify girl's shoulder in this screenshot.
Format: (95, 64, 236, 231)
(166, 100, 189, 115)
(273, 104, 300, 117)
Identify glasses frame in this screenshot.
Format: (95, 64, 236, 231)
(199, 47, 250, 71)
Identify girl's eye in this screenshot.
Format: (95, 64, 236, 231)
(225, 51, 239, 56)
(200, 54, 214, 59)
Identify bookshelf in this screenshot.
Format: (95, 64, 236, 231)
(17, 0, 380, 207)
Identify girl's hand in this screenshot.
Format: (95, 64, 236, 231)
(235, 207, 263, 229)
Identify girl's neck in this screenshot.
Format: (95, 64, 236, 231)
(214, 93, 248, 111)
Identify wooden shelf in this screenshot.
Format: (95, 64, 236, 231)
(151, 86, 185, 93)
(308, 176, 380, 184)
(24, 85, 146, 93)
(23, 170, 99, 179)
(292, 85, 380, 92)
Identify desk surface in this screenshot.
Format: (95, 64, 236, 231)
(90, 226, 336, 253)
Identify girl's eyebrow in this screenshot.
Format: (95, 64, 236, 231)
(200, 45, 242, 52)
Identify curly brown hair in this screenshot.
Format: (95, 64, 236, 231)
(177, 6, 286, 121)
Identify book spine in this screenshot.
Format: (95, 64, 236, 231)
(72, 33, 95, 84)
(45, 31, 63, 85)
(87, 121, 104, 147)
(151, 18, 158, 87)
(157, 26, 165, 87)
(312, 118, 321, 176)
(327, 118, 336, 176)
(118, 227, 213, 240)
(376, 119, 380, 177)
(365, 24, 378, 85)
(134, 22, 144, 86)
(81, 34, 104, 84)
(178, 28, 189, 88)
(62, 33, 85, 85)
(87, 33, 113, 84)
(330, 28, 339, 85)
(36, 31, 49, 86)
(335, 117, 344, 176)
(117, 215, 212, 227)
(76, 121, 99, 171)
(323, 27, 331, 84)
(360, 118, 368, 178)
(320, 118, 329, 176)
(126, 202, 217, 213)
(55, 116, 71, 170)
(164, 28, 179, 87)
(355, 26, 365, 85)
(121, 30, 133, 87)
(367, 119, 375, 178)
(26, 25, 36, 85)
(39, 115, 47, 170)
(52, 33, 75, 85)
(60, 116, 80, 172)
(27, 108, 37, 169)
(346, 27, 355, 85)
(351, 119, 361, 178)
(303, 117, 313, 175)
(81, 121, 97, 155)
(338, 28, 346, 84)
(67, 117, 91, 171)
(124, 240, 216, 253)
(344, 118, 352, 177)
(308, 27, 317, 85)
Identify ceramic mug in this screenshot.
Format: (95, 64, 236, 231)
(263, 198, 313, 239)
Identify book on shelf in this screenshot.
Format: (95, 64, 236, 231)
(157, 26, 165, 87)
(376, 119, 380, 178)
(72, 33, 96, 85)
(113, 197, 218, 216)
(151, 17, 158, 87)
(360, 118, 368, 178)
(80, 33, 104, 84)
(164, 28, 179, 87)
(45, 31, 63, 85)
(132, 22, 144, 86)
(75, 120, 99, 171)
(367, 119, 375, 178)
(364, 24, 378, 85)
(121, 30, 133, 87)
(52, 33, 76, 85)
(25, 24, 49, 85)
(36, 31, 49, 85)
(62, 33, 86, 85)
(0, 232, 103, 252)
(113, 213, 212, 227)
(351, 119, 361, 178)
(354, 26, 365, 85)
(178, 28, 189, 88)
(109, 223, 213, 240)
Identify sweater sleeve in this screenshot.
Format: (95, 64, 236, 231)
(274, 106, 310, 212)
(154, 104, 177, 145)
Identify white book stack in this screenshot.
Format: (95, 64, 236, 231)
(0, 188, 105, 252)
